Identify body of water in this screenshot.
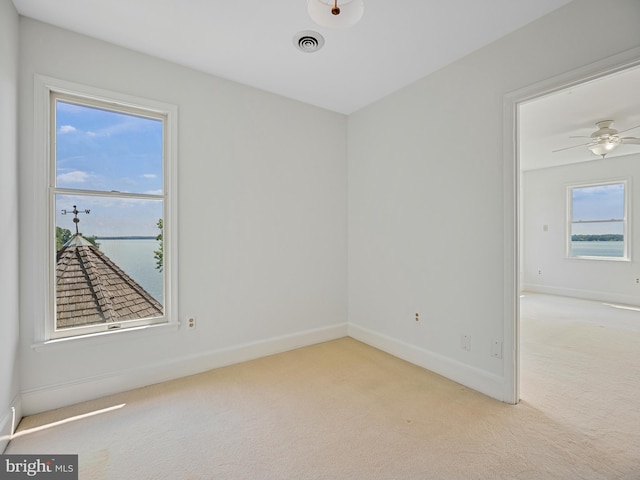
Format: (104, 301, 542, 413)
(571, 240, 624, 258)
(98, 238, 163, 303)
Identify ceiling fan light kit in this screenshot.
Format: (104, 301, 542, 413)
(308, 0, 364, 28)
(586, 120, 640, 158)
(588, 138, 620, 157)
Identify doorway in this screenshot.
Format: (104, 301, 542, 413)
(503, 47, 640, 404)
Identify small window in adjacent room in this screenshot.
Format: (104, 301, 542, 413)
(568, 181, 628, 260)
(38, 77, 178, 341)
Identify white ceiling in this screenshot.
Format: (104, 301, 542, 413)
(520, 65, 640, 170)
(11, 0, 572, 115)
(14, 0, 638, 169)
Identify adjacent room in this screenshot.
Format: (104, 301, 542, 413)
(2, 0, 640, 477)
(516, 64, 640, 477)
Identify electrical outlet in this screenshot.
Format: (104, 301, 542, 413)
(636, 278, 639, 284)
(415, 312, 420, 323)
(461, 334, 471, 351)
(186, 316, 196, 330)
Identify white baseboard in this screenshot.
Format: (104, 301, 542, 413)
(348, 323, 506, 402)
(523, 284, 640, 307)
(0, 395, 21, 453)
(20, 321, 509, 415)
(21, 323, 348, 415)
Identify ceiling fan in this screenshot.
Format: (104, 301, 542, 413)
(553, 120, 640, 158)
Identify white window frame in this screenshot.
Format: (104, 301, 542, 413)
(566, 178, 630, 262)
(34, 75, 179, 345)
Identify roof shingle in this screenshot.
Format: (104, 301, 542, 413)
(56, 237, 163, 328)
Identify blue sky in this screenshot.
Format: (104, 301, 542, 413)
(55, 100, 164, 237)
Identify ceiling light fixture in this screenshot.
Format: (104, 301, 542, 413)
(307, 0, 364, 29)
(588, 137, 621, 158)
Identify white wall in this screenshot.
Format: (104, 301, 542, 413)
(0, 0, 20, 451)
(523, 154, 640, 305)
(347, 0, 640, 401)
(18, 19, 348, 414)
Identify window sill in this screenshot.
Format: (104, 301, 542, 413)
(567, 256, 630, 262)
(31, 322, 179, 352)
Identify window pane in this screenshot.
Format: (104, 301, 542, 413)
(55, 100, 163, 194)
(570, 221, 624, 257)
(55, 194, 164, 329)
(569, 182, 625, 258)
(572, 183, 624, 221)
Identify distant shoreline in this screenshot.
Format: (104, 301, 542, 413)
(96, 236, 156, 240)
(571, 234, 623, 242)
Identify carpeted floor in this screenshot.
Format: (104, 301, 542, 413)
(6, 293, 640, 479)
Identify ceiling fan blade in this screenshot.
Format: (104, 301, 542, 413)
(621, 137, 640, 144)
(552, 141, 589, 153)
(619, 124, 640, 134)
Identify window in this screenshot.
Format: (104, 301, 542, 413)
(567, 181, 629, 260)
(37, 76, 177, 341)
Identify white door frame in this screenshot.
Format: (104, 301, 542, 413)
(502, 46, 640, 405)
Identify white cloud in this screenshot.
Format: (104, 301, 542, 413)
(58, 125, 77, 134)
(142, 174, 157, 179)
(57, 170, 92, 184)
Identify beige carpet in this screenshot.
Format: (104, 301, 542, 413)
(7, 294, 640, 479)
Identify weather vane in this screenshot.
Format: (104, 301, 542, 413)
(61, 205, 90, 235)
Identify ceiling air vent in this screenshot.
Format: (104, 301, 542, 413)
(293, 31, 324, 53)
